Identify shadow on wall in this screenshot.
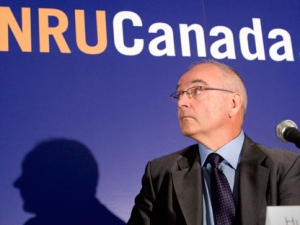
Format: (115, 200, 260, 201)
(14, 138, 126, 225)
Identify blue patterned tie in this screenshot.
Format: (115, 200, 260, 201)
(208, 153, 236, 225)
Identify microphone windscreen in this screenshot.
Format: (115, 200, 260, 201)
(276, 120, 298, 142)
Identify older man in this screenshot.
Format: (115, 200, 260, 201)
(127, 60, 300, 225)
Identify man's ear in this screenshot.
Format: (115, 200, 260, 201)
(229, 93, 243, 118)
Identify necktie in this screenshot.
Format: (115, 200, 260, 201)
(208, 153, 236, 225)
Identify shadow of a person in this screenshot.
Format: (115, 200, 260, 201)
(14, 138, 126, 225)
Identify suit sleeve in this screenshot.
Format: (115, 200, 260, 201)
(127, 162, 156, 225)
(278, 154, 300, 205)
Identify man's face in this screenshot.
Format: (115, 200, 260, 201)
(176, 64, 232, 142)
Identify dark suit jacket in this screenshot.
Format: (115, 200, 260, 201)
(127, 136, 300, 225)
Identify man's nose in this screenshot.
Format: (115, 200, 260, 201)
(178, 92, 191, 108)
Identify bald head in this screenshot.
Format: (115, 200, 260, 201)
(190, 60, 247, 116)
(176, 60, 247, 150)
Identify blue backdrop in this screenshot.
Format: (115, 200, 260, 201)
(1, 1, 300, 224)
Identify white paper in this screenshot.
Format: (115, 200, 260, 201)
(265, 206, 300, 225)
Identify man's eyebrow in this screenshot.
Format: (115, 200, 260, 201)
(191, 79, 207, 85)
(176, 79, 208, 90)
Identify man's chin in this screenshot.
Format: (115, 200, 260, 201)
(180, 129, 194, 137)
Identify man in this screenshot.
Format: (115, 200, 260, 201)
(127, 60, 300, 225)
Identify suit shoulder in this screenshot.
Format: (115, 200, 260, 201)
(257, 143, 300, 158)
(151, 144, 198, 163)
(244, 136, 300, 162)
(255, 143, 300, 169)
(147, 144, 199, 173)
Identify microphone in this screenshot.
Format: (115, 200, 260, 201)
(276, 120, 300, 149)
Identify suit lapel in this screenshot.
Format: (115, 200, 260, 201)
(172, 145, 203, 225)
(239, 136, 269, 225)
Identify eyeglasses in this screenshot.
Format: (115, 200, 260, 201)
(170, 86, 234, 102)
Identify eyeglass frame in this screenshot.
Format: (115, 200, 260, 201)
(170, 85, 234, 102)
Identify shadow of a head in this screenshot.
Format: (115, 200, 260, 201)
(14, 138, 125, 225)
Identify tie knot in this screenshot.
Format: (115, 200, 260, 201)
(207, 153, 222, 168)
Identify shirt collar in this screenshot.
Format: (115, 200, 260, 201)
(199, 131, 245, 169)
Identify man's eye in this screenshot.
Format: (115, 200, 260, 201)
(177, 92, 184, 98)
(194, 87, 202, 94)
